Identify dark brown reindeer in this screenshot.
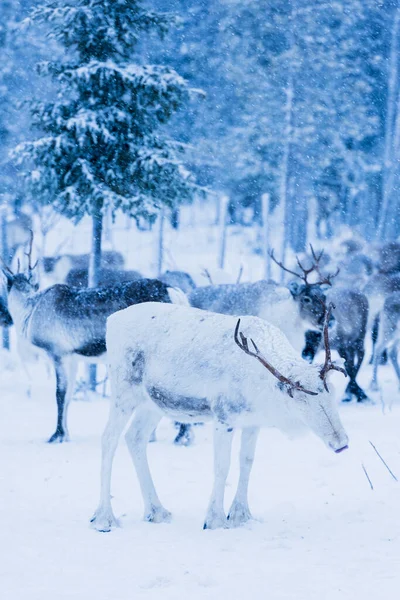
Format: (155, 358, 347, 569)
(190, 248, 333, 338)
(272, 246, 369, 403)
(1, 234, 188, 443)
(270, 247, 339, 334)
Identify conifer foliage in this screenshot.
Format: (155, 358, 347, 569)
(15, 0, 194, 273)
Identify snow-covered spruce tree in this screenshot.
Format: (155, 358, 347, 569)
(15, 0, 195, 286)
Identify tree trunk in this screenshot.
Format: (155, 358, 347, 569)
(88, 207, 103, 390)
(218, 195, 229, 270)
(88, 208, 103, 288)
(279, 5, 296, 279)
(1, 209, 10, 350)
(262, 193, 271, 281)
(377, 8, 400, 240)
(170, 207, 180, 230)
(279, 73, 294, 279)
(157, 208, 165, 276)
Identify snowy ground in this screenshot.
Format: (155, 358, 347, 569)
(1, 352, 400, 600)
(2, 205, 400, 598)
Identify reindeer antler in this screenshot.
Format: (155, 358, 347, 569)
(0, 256, 14, 276)
(269, 249, 308, 282)
(234, 319, 318, 397)
(295, 255, 318, 284)
(310, 244, 340, 287)
(270, 248, 319, 285)
(24, 230, 38, 273)
(201, 268, 213, 285)
(270, 246, 339, 287)
(309, 244, 324, 264)
(319, 303, 347, 391)
(316, 268, 340, 287)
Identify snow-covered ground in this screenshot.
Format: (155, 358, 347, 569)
(1, 349, 400, 600)
(2, 204, 400, 598)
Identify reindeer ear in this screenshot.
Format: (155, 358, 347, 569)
(28, 268, 39, 290)
(319, 283, 331, 292)
(1, 268, 14, 286)
(333, 356, 346, 370)
(288, 280, 302, 297)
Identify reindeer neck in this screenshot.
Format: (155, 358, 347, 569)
(8, 289, 40, 339)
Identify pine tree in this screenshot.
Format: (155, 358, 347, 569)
(218, 0, 381, 248)
(14, 0, 195, 285)
(160, 0, 384, 244)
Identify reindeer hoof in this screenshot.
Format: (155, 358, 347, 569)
(227, 503, 253, 527)
(145, 506, 172, 524)
(48, 431, 69, 443)
(357, 396, 375, 405)
(203, 510, 227, 530)
(341, 396, 353, 403)
(301, 352, 314, 364)
(90, 511, 119, 532)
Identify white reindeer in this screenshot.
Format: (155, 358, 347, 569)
(91, 302, 348, 532)
(370, 291, 400, 390)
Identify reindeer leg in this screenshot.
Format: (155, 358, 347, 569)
(302, 330, 322, 363)
(370, 341, 386, 392)
(353, 342, 369, 402)
(354, 341, 365, 375)
(389, 345, 400, 391)
(338, 347, 366, 402)
(91, 398, 134, 532)
(369, 314, 379, 364)
(48, 356, 69, 443)
(341, 348, 355, 402)
(228, 427, 259, 527)
(370, 315, 388, 366)
(174, 423, 194, 446)
(204, 423, 234, 530)
(353, 383, 369, 403)
(124, 404, 169, 523)
(64, 355, 78, 417)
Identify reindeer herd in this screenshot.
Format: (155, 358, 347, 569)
(1, 231, 399, 532)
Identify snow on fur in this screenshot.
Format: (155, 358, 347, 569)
(107, 302, 331, 402)
(91, 303, 348, 532)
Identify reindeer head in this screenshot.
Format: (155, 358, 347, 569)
(270, 246, 339, 329)
(1, 230, 39, 295)
(234, 306, 348, 453)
